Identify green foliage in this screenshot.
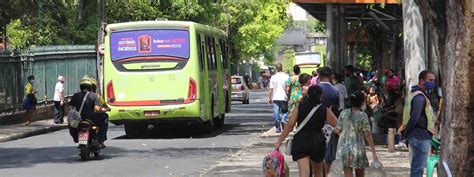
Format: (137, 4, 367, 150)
(4, 0, 289, 63)
(280, 49, 295, 74)
(314, 20, 326, 33)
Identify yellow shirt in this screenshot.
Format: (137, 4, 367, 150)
(25, 83, 33, 95)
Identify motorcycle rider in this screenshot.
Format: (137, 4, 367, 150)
(89, 77, 109, 148)
(69, 76, 105, 148)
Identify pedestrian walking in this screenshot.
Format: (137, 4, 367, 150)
(269, 63, 290, 133)
(333, 73, 348, 110)
(399, 70, 436, 177)
(23, 75, 37, 126)
(53, 76, 65, 124)
(311, 70, 318, 86)
(316, 67, 341, 173)
(275, 85, 338, 177)
(334, 91, 378, 177)
(385, 69, 400, 107)
(344, 65, 363, 96)
(287, 65, 302, 116)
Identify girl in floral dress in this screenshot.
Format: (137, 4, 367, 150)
(334, 91, 378, 177)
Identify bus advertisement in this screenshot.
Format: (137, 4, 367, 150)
(102, 21, 230, 135)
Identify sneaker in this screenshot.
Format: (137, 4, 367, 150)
(281, 122, 286, 130)
(275, 129, 282, 133)
(395, 142, 407, 149)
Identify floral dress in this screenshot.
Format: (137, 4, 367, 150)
(335, 109, 370, 169)
(287, 76, 303, 115)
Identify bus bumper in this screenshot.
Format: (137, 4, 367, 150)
(107, 100, 201, 125)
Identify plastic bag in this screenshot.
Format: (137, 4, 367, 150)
(367, 160, 386, 177)
(327, 159, 344, 177)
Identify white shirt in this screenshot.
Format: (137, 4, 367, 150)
(335, 83, 348, 109)
(53, 82, 64, 101)
(269, 72, 289, 101)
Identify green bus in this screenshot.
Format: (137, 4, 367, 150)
(102, 21, 231, 135)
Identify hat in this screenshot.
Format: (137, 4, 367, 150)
(57, 76, 64, 82)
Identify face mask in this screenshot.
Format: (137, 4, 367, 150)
(424, 81, 436, 90)
(30, 80, 35, 83)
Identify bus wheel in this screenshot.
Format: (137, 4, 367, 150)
(225, 92, 230, 113)
(216, 115, 225, 128)
(204, 99, 215, 133)
(124, 123, 147, 137)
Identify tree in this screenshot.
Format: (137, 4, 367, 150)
(4, 0, 289, 65)
(414, 1, 472, 176)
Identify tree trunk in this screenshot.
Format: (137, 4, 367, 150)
(415, 0, 472, 176)
(403, 0, 426, 92)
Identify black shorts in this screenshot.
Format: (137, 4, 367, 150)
(291, 131, 326, 162)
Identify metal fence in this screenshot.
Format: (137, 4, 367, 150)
(0, 45, 97, 113)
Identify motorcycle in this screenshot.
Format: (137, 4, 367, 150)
(427, 137, 441, 177)
(78, 119, 102, 161)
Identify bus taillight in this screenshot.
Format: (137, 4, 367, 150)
(188, 78, 197, 101)
(106, 81, 115, 103)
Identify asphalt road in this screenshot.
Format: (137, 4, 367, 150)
(0, 91, 273, 177)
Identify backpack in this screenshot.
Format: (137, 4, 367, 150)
(263, 150, 288, 177)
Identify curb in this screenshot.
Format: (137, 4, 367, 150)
(0, 124, 68, 143)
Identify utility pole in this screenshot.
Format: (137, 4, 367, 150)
(97, 0, 105, 94)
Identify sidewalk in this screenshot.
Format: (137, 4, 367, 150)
(203, 127, 413, 177)
(0, 119, 68, 143)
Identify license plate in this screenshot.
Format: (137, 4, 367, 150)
(144, 111, 160, 117)
(79, 131, 89, 144)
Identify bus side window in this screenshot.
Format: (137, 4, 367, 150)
(197, 34, 204, 71)
(205, 36, 214, 71)
(211, 38, 217, 70)
(220, 39, 227, 69)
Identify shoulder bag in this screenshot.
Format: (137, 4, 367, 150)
(67, 92, 89, 128)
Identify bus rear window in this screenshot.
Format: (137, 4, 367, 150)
(110, 29, 189, 61)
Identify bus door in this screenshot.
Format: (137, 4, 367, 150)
(214, 37, 225, 116)
(198, 34, 211, 121)
(205, 36, 218, 119)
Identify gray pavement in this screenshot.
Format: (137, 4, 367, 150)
(0, 91, 274, 177)
(0, 90, 420, 177)
(0, 119, 68, 143)
(204, 126, 414, 177)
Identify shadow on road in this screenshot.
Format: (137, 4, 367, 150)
(0, 146, 126, 169)
(112, 123, 241, 140)
(0, 145, 242, 170)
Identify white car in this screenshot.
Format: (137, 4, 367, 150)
(231, 76, 250, 104)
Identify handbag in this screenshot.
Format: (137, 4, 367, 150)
(285, 104, 321, 155)
(67, 92, 89, 128)
(21, 96, 30, 110)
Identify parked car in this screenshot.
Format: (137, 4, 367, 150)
(231, 76, 250, 104)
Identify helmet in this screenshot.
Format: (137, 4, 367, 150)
(79, 76, 93, 86)
(89, 77, 97, 87)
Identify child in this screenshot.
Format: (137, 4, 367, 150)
(334, 91, 378, 177)
(367, 87, 380, 110)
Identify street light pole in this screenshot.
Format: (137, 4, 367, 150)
(97, 0, 105, 94)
